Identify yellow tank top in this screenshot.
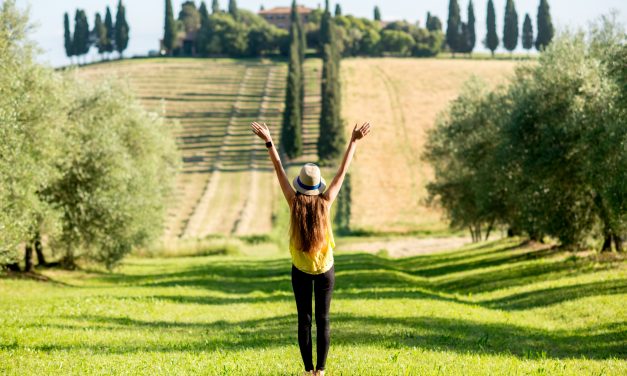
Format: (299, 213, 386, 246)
(289, 217, 335, 275)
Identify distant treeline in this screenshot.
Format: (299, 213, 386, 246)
(424, 15, 626, 251)
(63, 0, 129, 63)
(162, 0, 444, 58)
(2, 1, 180, 271)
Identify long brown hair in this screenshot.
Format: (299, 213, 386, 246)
(289, 193, 330, 254)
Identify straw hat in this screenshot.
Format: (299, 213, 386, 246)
(293, 163, 327, 195)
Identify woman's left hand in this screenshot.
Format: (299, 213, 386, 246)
(251, 122, 272, 143)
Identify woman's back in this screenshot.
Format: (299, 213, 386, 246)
(289, 211, 335, 275)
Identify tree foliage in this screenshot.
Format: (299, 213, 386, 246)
(535, 0, 554, 50)
(280, 22, 303, 159)
(503, 0, 519, 52)
(446, 0, 461, 53)
(374, 6, 381, 22)
(485, 0, 499, 56)
(164, 0, 176, 55)
(64, 12, 73, 58)
(522, 13, 533, 51)
(1, 1, 180, 268)
(114, 0, 129, 57)
(424, 19, 627, 250)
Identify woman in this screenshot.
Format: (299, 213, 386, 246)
(250, 121, 371, 376)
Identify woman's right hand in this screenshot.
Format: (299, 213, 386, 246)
(351, 122, 371, 141)
(251, 121, 272, 143)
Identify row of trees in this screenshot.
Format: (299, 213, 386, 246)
(2, 1, 180, 271)
(280, 1, 307, 158)
(424, 15, 625, 251)
(447, 0, 554, 56)
(63, 0, 129, 63)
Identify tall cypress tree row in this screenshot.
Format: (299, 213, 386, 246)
(522, 13, 534, 52)
(212, 0, 220, 14)
(104, 7, 115, 56)
(466, 0, 476, 54)
(446, 0, 461, 55)
(503, 0, 519, 53)
(485, 0, 499, 57)
(228, 0, 238, 19)
(535, 0, 554, 51)
(114, 0, 129, 58)
(164, 0, 176, 55)
(280, 22, 303, 159)
(63, 12, 73, 60)
(317, 0, 344, 162)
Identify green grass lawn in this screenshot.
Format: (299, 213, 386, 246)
(1, 238, 625, 375)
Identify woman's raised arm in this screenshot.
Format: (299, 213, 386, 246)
(323, 122, 371, 205)
(250, 121, 295, 205)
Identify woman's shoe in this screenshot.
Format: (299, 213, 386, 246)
(315, 370, 325, 376)
(302, 371, 314, 376)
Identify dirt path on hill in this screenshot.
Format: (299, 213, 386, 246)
(232, 66, 276, 235)
(338, 235, 484, 257)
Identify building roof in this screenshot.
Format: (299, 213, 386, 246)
(258, 6, 313, 15)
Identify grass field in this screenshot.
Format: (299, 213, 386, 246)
(77, 57, 519, 242)
(341, 58, 518, 234)
(1, 238, 625, 375)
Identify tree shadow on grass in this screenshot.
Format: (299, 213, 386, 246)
(91, 247, 626, 312)
(13, 313, 626, 360)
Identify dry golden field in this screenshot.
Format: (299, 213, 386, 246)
(341, 58, 517, 233)
(78, 57, 517, 241)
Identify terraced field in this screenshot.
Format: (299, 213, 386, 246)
(80, 58, 322, 242)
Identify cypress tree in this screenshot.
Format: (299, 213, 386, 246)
(319, 0, 333, 46)
(63, 12, 73, 60)
(446, 0, 461, 55)
(164, 0, 176, 55)
(466, 0, 476, 54)
(317, 1, 344, 162)
(281, 22, 303, 159)
(503, 0, 519, 53)
(196, 1, 210, 55)
(535, 0, 554, 51)
(522, 13, 533, 52)
(94, 12, 108, 56)
(485, 0, 499, 57)
(374, 6, 381, 22)
(335, 4, 342, 16)
(212, 0, 220, 14)
(72, 10, 89, 62)
(291, 1, 306, 123)
(426, 12, 443, 32)
(228, 0, 238, 19)
(115, 0, 130, 58)
(104, 7, 115, 56)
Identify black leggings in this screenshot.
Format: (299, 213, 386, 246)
(291, 263, 335, 372)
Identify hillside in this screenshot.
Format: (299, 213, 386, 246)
(342, 58, 518, 233)
(78, 57, 518, 240)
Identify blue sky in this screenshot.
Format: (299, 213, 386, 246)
(17, 0, 627, 66)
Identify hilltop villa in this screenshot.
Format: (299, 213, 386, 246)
(258, 6, 313, 29)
